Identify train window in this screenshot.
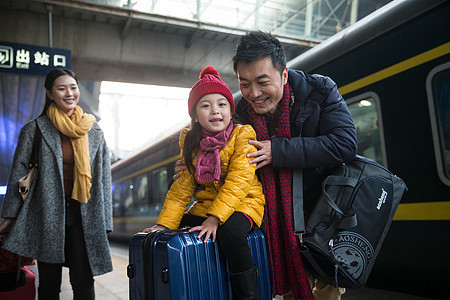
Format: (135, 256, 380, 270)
(347, 93, 385, 165)
(112, 183, 122, 217)
(123, 179, 134, 216)
(427, 63, 450, 185)
(151, 167, 168, 217)
(134, 174, 150, 216)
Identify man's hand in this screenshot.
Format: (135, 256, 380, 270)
(172, 159, 187, 180)
(189, 216, 219, 243)
(247, 140, 272, 170)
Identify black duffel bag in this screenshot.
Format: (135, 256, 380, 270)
(293, 155, 407, 289)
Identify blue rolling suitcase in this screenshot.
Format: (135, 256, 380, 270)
(128, 228, 271, 300)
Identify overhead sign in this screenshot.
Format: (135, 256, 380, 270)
(0, 41, 71, 76)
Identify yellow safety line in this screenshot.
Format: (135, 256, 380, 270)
(338, 42, 450, 96)
(394, 201, 450, 221)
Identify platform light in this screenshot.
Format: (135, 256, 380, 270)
(0, 186, 7, 195)
(359, 100, 372, 107)
(99, 81, 191, 161)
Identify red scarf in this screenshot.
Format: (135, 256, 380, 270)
(249, 83, 313, 300)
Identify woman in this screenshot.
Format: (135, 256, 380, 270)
(0, 68, 113, 300)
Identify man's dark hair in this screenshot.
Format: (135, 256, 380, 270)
(232, 30, 286, 75)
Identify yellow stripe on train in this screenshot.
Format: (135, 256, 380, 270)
(338, 42, 450, 96)
(394, 201, 450, 221)
(113, 201, 450, 223)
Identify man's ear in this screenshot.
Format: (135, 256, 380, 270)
(282, 67, 289, 85)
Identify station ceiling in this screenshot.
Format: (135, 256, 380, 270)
(5, 0, 392, 47)
(1, 0, 392, 89)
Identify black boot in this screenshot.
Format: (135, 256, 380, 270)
(37, 286, 60, 300)
(229, 265, 260, 300)
(73, 285, 95, 300)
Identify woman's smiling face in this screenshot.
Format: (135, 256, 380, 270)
(46, 75, 80, 117)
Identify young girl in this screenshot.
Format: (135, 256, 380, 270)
(143, 66, 265, 299)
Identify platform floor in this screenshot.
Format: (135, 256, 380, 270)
(24, 241, 434, 300)
(27, 242, 129, 300)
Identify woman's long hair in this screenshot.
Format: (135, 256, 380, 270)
(40, 68, 78, 116)
(182, 117, 203, 177)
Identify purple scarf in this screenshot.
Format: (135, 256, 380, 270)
(196, 121, 234, 182)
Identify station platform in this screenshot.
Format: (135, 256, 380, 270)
(25, 241, 433, 300)
(27, 241, 129, 300)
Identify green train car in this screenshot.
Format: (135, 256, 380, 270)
(110, 0, 449, 298)
(287, 0, 448, 298)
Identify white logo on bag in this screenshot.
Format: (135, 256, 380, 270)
(332, 232, 374, 280)
(376, 188, 387, 210)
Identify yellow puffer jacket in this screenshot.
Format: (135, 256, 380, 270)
(157, 124, 265, 229)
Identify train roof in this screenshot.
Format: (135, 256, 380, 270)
(110, 121, 188, 171)
(286, 0, 446, 72)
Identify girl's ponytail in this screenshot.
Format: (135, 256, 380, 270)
(183, 120, 203, 176)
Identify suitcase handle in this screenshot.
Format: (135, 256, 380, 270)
(157, 227, 191, 235)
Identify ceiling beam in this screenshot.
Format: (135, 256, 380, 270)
(33, 0, 319, 47)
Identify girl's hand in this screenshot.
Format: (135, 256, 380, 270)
(189, 216, 219, 243)
(142, 224, 168, 233)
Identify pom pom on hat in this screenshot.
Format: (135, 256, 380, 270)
(188, 66, 234, 117)
(199, 66, 219, 79)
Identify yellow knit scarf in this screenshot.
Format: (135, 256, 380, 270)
(47, 103, 96, 203)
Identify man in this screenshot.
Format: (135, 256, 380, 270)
(232, 30, 357, 300)
(176, 31, 357, 299)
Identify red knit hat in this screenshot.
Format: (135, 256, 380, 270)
(188, 66, 234, 117)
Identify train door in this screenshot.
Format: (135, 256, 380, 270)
(427, 62, 450, 185)
(134, 173, 150, 216)
(150, 167, 168, 217)
(347, 92, 386, 166)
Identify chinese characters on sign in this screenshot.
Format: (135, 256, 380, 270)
(0, 41, 71, 76)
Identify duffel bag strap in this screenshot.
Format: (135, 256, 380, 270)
(322, 175, 358, 229)
(293, 172, 336, 285)
(293, 171, 359, 240)
(293, 169, 305, 242)
(299, 245, 328, 279)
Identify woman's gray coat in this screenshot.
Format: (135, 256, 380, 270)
(1, 115, 113, 276)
